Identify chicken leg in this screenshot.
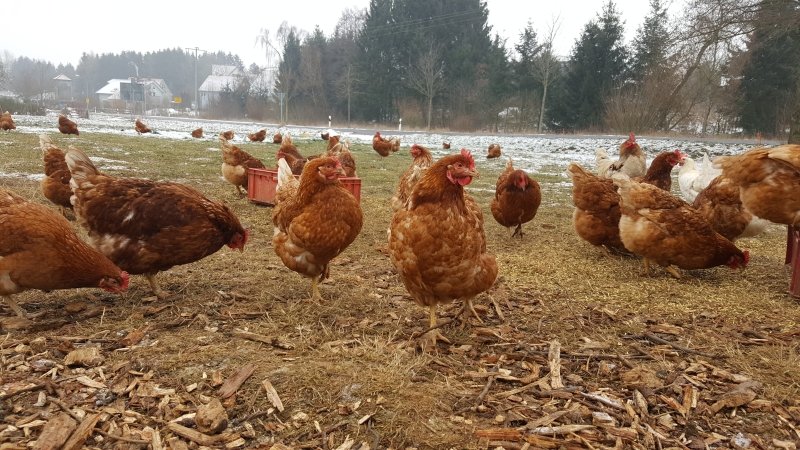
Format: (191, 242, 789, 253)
(310, 277, 323, 302)
(421, 304, 450, 352)
(3, 295, 30, 319)
(235, 185, 245, 198)
(145, 274, 170, 299)
(512, 224, 524, 238)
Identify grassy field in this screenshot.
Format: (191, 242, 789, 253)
(0, 131, 798, 449)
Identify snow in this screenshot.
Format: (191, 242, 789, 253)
(8, 112, 770, 180)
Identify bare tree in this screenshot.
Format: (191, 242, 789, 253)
(533, 16, 561, 133)
(405, 45, 445, 130)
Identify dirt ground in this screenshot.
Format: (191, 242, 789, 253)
(0, 131, 798, 449)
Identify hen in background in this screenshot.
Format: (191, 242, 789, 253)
(568, 150, 684, 254)
(39, 134, 73, 216)
(191, 127, 204, 138)
(606, 133, 646, 178)
(135, 118, 152, 134)
(678, 153, 721, 202)
(389, 149, 498, 350)
(220, 138, 266, 197)
(715, 145, 800, 226)
(595, 148, 614, 177)
(0, 111, 15, 130)
(442, 141, 451, 149)
(372, 131, 400, 157)
(487, 144, 502, 159)
(66, 146, 248, 298)
(220, 130, 235, 141)
(248, 129, 267, 142)
(0, 188, 128, 320)
(272, 156, 363, 301)
(273, 131, 283, 144)
(692, 175, 770, 241)
(614, 175, 749, 278)
(391, 144, 433, 211)
(58, 114, 79, 135)
(491, 159, 541, 238)
(327, 137, 357, 177)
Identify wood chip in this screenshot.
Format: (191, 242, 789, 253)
(196, 398, 228, 434)
(231, 330, 294, 349)
(61, 413, 101, 450)
(167, 423, 222, 446)
(218, 364, 256, 399)
(529, 424, 595, 435)
(63, 347, 104, 367)
(261, 379, 285, 412)
(75, 375, 106, 389)
(548, 340, 564, 389)
(32, 413, 77, 450)
(710, 382, 759, 414)
(474, 428, 522, 441)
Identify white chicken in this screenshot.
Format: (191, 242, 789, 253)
(678, 153, 721, 203)
(595, 149, 614, 177)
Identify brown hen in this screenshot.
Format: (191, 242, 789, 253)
(220, 139, 266, 197)
(65, 146, 248, 298)
(38, 134, 73, 216)
(0, 188, 128, 320)
(491, 159, 541, 237)
(58, 114, 79, 135)
(388, 149, 498, 350)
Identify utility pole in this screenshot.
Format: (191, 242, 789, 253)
(187, 46, 206, 114)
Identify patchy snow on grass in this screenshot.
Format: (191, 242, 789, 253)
(9, 113, 770, 179)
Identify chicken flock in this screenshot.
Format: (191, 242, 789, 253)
(0, 116, 798, 352)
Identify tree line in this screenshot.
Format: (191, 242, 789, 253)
(0, 0, 798, 138)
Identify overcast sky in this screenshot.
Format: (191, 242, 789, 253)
(3, 0, 677, 68)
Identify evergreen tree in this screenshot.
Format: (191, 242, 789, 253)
(512, 22, 543, 131)
(629, 0, 670, 81)
(551, 1, 628, 130)
(738, 0, 800, 136)
(275, 28, 302, 122)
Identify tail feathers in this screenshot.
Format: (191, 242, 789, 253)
(277, 158, 297, 189)
(39, 134, 55, 153)
(505, 157, 514, 171)
(65, 146, 100, 185)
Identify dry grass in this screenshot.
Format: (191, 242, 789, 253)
(0, 131, 798, 448)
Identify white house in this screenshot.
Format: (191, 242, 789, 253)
(198, 65, 244, 109)
(97, 78, 173, 108)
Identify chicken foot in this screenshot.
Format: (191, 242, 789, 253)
(511, 224, 524, 238)
(640, 258, 652, 276)
(461, 297, 485, 325)
(420, 305, 451, 352)
(3, 295, 31, 320)
(235, 185, 246, 198)
(664, 266, 682, 279)
(145, 274, 170, 300)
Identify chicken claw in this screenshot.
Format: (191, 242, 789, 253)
(462, 297, 484, 324)
(419, 305, 451, 352)
(511, 224, 524, 238)
(146, 274, 171, 300)
(3, 296, 31, 320)
(665, 265, 682, 279)
(309, 277, 324, 302)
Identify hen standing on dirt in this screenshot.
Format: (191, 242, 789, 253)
(491, 158, 541, 238)
(388, 149, 498, 350)
(0, 188, 129, 320)
(272, 156, 363, 301)
(65, 146, 248, 298)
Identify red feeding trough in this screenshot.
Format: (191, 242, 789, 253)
(247, 167, 362, 206)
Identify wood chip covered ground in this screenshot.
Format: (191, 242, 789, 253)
(0, 132, 798, 449)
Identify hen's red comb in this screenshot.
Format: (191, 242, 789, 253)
(460, 148, 475, 170)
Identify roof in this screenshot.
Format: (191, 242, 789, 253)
(96, 79, 129, 96)
(53, 74, 72, 81)
(199, 75, 241, 93)
(211, 65, 241, 76)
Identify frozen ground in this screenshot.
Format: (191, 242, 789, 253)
(8, 112, 769, 178)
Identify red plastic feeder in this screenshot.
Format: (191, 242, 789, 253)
(789, 225, 800, 298)
(247, 167, 362, 206)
